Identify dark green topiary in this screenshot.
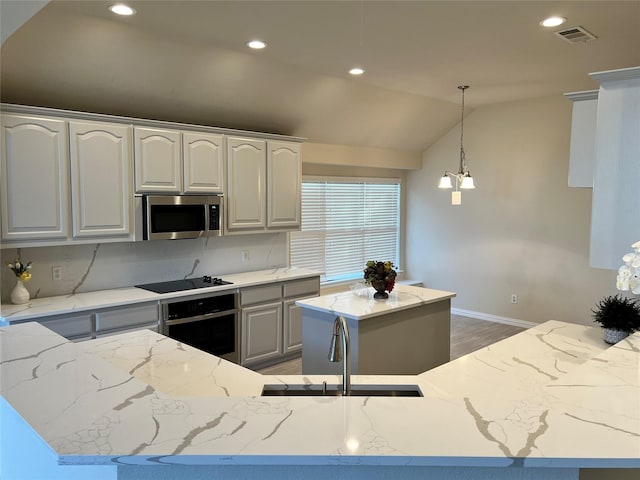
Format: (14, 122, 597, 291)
(591, 294, 640, 333)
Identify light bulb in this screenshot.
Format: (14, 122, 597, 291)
(247, 40, 267, 50)
(540, 16, 567, 28)
(460, 174, 475, 189)
(108, 4, 136, 16)
(438, 175, 452, 189)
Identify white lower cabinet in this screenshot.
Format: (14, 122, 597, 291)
(283, 299, 303, 354)
(95, 302, 160, 337)
(39, 312, 93, 342)
(27, 301, 159, 342)
(241, 302, 283, 366)
(240, 277, 320, 367)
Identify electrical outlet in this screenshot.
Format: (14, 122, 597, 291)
(52, 266, 62, 281)
(241, 250, 249, 262)
(510, 294, 518, 304)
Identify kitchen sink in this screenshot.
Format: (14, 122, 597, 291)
(261, 383, 423, 397)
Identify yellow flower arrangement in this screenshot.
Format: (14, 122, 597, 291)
(7, 259, 32, 282)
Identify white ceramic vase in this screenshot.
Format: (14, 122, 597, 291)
(10, 279, 30, 305)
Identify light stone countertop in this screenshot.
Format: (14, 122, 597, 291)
(294, 284, 456, 320)
(1, 319, 638, 469)
(0, 267, 321, 324)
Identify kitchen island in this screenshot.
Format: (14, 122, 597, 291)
(1, 320, 639, 480)
(296, 284, 456, 375)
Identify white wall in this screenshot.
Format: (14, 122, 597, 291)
(406, 95, 616, 326)
(1, 233, 287, 301)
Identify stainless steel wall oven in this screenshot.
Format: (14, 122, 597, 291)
(161, 292, 239, 364)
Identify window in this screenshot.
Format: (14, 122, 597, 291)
(290, 177, 401, 283)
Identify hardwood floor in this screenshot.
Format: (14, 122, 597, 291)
(449, 315, 525, 360)
(255, 315, 526, 375)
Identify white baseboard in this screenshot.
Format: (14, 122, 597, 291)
(451, 308, 537, 329)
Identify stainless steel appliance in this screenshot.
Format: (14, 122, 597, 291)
(136, 277, 239, 363)
(142, 195, 223, 240)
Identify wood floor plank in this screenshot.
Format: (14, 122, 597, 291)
(255, 315, 526, 375)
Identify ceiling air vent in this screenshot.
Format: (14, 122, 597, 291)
(554, 26, 597, 44)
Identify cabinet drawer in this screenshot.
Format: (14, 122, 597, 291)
(96, 322, 159, 338)
(40, 312, 93, 338)
(96, 302, 159, 332)
(240, 284, 282, 306)
(283, 277, 320, 298)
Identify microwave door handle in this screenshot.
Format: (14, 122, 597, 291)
(204, 203, 210, 235)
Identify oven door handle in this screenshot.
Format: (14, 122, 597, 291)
(165, 308, 238, 327)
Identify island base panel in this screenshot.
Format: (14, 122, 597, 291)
(301, 300, 451, 375)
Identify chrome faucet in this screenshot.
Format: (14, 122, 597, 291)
(328, 315, 351, 395)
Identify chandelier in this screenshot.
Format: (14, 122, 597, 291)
(438, 85, 475, 205)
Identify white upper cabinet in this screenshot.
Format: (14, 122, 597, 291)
(183, 132, 224, 193)
(1, 114, 70, 240)
(267, 141, 301, 229)
(135, 127, 224, 194)
(589, 67, 640, 269)
(226, 137, 302, 234)
(565, 90, 598, 188)
(69, 120, 133, 238)
(1, 104, 301, 245)
(134, 127, 182, 193)
(226, 136, 266, 231)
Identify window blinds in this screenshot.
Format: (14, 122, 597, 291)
(290, 178, 400, 283)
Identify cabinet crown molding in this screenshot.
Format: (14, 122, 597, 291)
(590, 66, 640, 84)
(564, 90, 599, 102)
(0, 103, 305, 143)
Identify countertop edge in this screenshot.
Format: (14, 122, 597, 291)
(295, 286, 456, 320)
(0, 268, 322, 322)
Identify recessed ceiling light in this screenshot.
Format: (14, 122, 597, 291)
(540, 16, 567, 28)
(108, 4, 136, 16)
(247, 40, 267, 50)
(349, 67, 365, 76)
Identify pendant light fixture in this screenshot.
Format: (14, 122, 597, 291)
(438, 85, 475, 205)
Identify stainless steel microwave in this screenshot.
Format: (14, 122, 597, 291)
(142, 195, 223, 240)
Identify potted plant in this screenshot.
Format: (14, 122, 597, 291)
(363, 260, 397, 299)
(591, 294, 640, 344)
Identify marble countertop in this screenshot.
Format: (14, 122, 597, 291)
(0, 267, 321, 324)
(1, 319, 638, 468)
(295, 284, 455, 320)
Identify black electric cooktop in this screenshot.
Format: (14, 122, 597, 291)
(135, 276, 233, 294)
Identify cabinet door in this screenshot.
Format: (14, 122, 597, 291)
(183, 132, 224, 193)
(69, 120, 132, 238)
(95, 302, 159, 334)
(267, 141, 301, 229)
(590, 69, 640, 269)
(226, 137, 266, 231)
(241, 301, 282, 366)
(134, 127, 181, 193)
(1, 114, 70, 240)
(283, 298, 303, 354)
(38, 312, 93, 341)
(566, 91, 598, 188)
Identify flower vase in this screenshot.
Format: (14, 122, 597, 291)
(371, 279, 388, 299)
(11, 279, 30, 304)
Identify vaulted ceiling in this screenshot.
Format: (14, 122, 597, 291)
(1, 1, 639, 151)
